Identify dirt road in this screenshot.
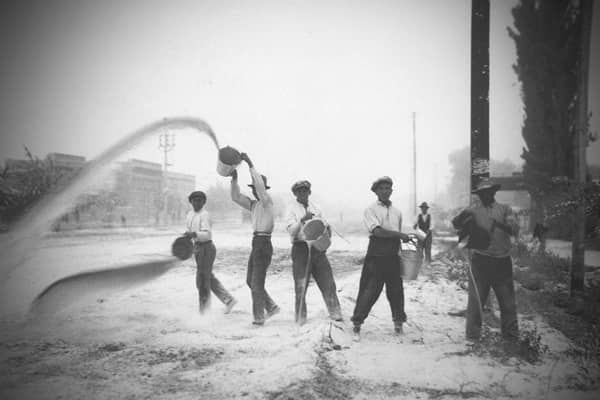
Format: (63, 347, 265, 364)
(1, 228, 598, 399)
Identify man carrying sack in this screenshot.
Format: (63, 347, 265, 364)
(456, 178, 520, 341)
(413, 201, 433, 264)
(230, 153, 280, 326)
(184, 191, 237, 314)
(351, 176, 410, 341)
(285, 180, 343, 325)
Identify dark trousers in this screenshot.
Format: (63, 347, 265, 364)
(351, 255, 407, 326)
(466, 253, 519, 340)
(247, 236, 278, 323)
(194, 242, 234, 312)
(419, 232, 432, 263)
(292, 242, 342, 324)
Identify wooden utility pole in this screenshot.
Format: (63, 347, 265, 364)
(470, 0, 490, 193)
(412, 111, 417, 216)
(571, 0, 594, 297)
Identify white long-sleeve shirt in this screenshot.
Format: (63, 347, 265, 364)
(230, 167, 274, 233)
(185, 209, 212, 242)
(285, 200, 327, 242)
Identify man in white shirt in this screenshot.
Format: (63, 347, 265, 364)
(230, 153, 280, 326)
(184, 191, 237, 314)
(413, 201, 433, 263)
(286, 180, 342, 325)
(351, 176, 410, 341)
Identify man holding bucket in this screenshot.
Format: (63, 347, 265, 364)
(286, 180, 343, 325)
(460, 178, 520, 341)
(351, 176, 410, 341)
(230, 153, 281, 326)
(184, 191, 237, 314)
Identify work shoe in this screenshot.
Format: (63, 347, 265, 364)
(224, 299, 237, 314)
(352, 325, 361, 342)
(266, 305, 281, 320)
(252, 320, 265, 327)
(394, 322, 404, 335)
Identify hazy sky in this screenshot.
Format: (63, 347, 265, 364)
(1, 0, 599, 217)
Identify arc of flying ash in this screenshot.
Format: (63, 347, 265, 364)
(29, 254, 181, 315)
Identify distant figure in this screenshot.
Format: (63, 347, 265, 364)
(120, 214, 127, 227)
(351, 176, 410, 341)
(230, 153, 280, 326)
(184, 191, 237, 314)
(413, 201, 433, 263)
(532, 222, 548, 253)
(453, 178, 520, 341)
(285, 180, 342, 325)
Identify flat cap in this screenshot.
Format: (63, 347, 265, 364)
(188, 190, 206, 202)
(291, 180, 311, 193)
(370, 176, 393, 192)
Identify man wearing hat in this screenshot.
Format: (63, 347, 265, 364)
(184, 190, 237, 314)
(413, 201, 433, 264)
(461, 178, 520, 341)
(351, 176, 410, 341)
(285, 180, 343, 325)
(230, 152, 280, 326)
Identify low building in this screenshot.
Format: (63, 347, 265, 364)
(46, 153, 86, 171)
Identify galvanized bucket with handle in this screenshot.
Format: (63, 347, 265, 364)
(399, 235, 423, 280)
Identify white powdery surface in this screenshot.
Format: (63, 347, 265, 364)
(327, 275, 600, 400)
(0, 228, 599, 399)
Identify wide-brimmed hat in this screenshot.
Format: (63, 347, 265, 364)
(419, 202, 429, 209)
(471, 178, 501, 194)
(291, 180, 311, 193)
(248, 175, 270, 189)
(188, 190, 206, 203)
(371, 176, 393, 192)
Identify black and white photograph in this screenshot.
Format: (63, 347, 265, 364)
(1, 0, 600, 399)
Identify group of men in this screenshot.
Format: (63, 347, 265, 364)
(184, 152, 520, 342)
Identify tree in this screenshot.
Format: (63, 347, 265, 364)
(510, 0, 595, 299)
(0, 147, 66, 226)
(508, 0, 586, 224)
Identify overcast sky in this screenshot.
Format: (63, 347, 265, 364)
(1, 0, 599, 218)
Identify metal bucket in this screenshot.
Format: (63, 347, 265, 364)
(399, 239, 422, 280)
(217, 146, 242, 177)
(413, 227, 427, 241)
(171, 236, 193, 260)
(302, 218, 331, 251)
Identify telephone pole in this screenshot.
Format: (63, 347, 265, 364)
(412, 111, 417, 216)
(571, 0, 593, 298)
(159, 132, 175, 224)
(470, 0, 490, 194)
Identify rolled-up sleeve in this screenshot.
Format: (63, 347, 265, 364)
(286, 205, 302, 239)
(363, 206, 380, 234)
(195, 212, 212, 242)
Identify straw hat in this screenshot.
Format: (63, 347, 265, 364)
(419, 202, 429, 209)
